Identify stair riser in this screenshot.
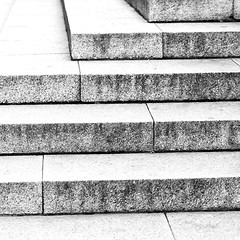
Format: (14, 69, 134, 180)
(0, 123, 152, 154)
(235, 0, 240, 19)
(81, 72, 240, 102)
(44, 178, 240, 214)
(126, 0, 234, 22)
(155, 121, 240, 151)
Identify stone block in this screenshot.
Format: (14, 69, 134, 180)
(43, 152, 240, 213)
(148, 102, 240, 151)
(234, 0, 240, 19)
(126, 0, 233, 22)
(0, 104, 153, 154)
(0, 156, 42, 215)
(0, 55, 80, 104)
(159, 23, 240, 58)
(80, 59, 240, 102)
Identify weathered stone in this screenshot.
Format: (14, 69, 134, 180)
(148, 102, 240, 151)
(0, 214, 174, 240)
(0, 104, 153, 154)
(126, 0, 233, 22)
(167, 212, 240, 240)
(234, 0, 240, 19)
(0, 156, 42, 215)
(43, 152, 240, 214)
(63, 0, 162, 60)
(0, 55, 80, 104)
(80, 59, 240, 102)
(159, 23, 240, 58)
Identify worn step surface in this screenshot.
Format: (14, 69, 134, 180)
(62, 0, 162, 60)
(43, 151, 240, 214)
(0, 213, 174, 240)
(0, 104, 152, 154)
(63, 0, 240, 60)
(125, 0, 234, 22)
(0, 155, 42, 215)
(148, 101, 240, 151)
(80, 58, 240, 102)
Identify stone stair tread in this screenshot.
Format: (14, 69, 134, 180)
(0, 213, 173, 240)
(43, 151, 240, 213)
(44, 152, 240, 182)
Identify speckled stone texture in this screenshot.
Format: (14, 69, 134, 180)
(43, 152, 240, 214)
(234, 0, 240, 19)
(126, 0, 233, 22)
(0, 214, 174, 240)
(0, 156, 42, 215)
(159, 23, 240, 58)
(63, 0, 163, 60)
(148, 102, 240, 152)
(0, 55, 80, 104)
(0, 104, 153, 154)
(80, 59, 240, 102)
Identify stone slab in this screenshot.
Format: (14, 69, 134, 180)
(167, 211, 240, 240)
(80, 59, 240, 102)
(0, 55, 80, 104)
(0, 213, 174, 240)
(63, 0, 162, 60)
(0, 155, 42, 215)
(125, 0, 233, 22)
(44, 152, 240, 213)
(158, 23, 240, 58)
(234, 0, 240, 19)
(0, 104, 153, 154)
(148, 101, 240, 151)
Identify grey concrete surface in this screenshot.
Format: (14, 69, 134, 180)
(167, 211, 240, 240)
(0, 54, 80, 103)
(158, 22, 240, 58)
(234, 0, 240, 19)
(44, 152, 240, 213)
(126, 0, 233, 22)
(148, 101, 240, 151)
(0, 155, 42, 215)
(80, 59, 240, 102)
(0, 104, 153, 154)
(63, 0, 163, 59)
(0, 213, 174, 240)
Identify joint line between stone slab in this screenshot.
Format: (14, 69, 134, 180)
(231, 58, 240, 68)
(164, 213, 177, 240)
(146, 103, 155, 153)
(42, 155, 45, 215)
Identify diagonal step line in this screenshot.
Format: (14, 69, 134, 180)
(146, 103, 155, 153)
(164, 213, 177, 240)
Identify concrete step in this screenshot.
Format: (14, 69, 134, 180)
(0, 213, 174, 240)
(62, 0, 240, 59)
(44, 151, 240, 214)
(80, 58, 240, 102)
(159, 22, 240, 58)
(148, 101, 240, 151)
(62, 0, 162, 60)
(0, 104, 153, 154)
(0, 102, 239, 154)
(1, 57, 240, 104)
(125, 0, 235, 22)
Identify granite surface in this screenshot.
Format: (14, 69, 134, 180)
(0, 213, 174, 240)
(234, 0, 240, 19)
(167, 211, 240, 240)
(0, 156, 42, 215)
(148, 102, 240, 151)
(43, 152, 240, 214)
(80, 59, 240, 102)
(126, 0, 233, 22)
(0, 104, 153, 154)
(158, 23, 240, 58)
